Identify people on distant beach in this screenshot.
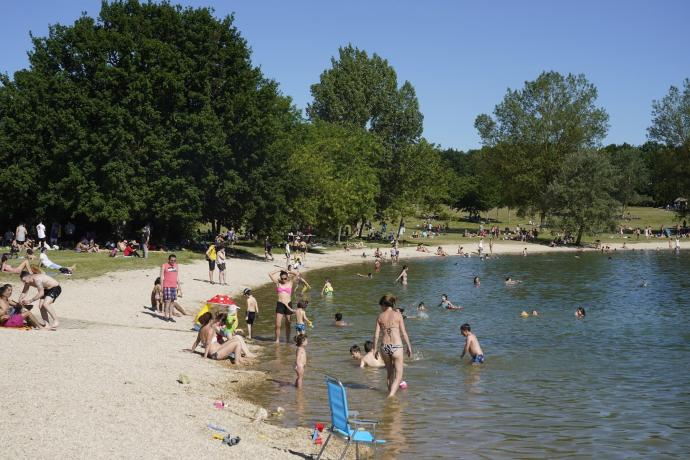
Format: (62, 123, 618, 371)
(1, 253, 32, 274)
(269, 269, 300, 343)
(243, 288, 258, 339)
(39, 248, 75, 275)
(159, 254, 182, 322)
(321, 278, 334, 296)
(575, 307, 586, 318)
(436, 246, 448, 256)
(460, 323, 484, 364)
(294, 301, 311, 335)
(151, 277, 163, 313)
(416, 244, 431, 253)
(373, 294, 412, 398)
(334, 312, 348, 327)
(294, 334, 308, 388)
(457, 245, 464, 256)
(19, 271, 61, 329)
(205, 243, 217, 284)
(395, 265, 409, 286)
(350, 340, 385, 368)
(216, 245, 227, 285)
(0, 283, 45, 329)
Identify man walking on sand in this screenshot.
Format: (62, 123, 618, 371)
(19, 270, 62, 329)
(159, 254, 182, 322)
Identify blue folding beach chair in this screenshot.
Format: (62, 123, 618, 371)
(316, 375, 385, 460)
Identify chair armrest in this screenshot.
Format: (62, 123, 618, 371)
(351, 419, 379, 426)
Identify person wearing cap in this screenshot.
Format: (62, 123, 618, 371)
(243, 288, 259, 339)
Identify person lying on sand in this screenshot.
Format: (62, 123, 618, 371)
(350, 341, 385, 368)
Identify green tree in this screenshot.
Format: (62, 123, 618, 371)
(286, 122, 382, 242)
(307, 44, 423, 149)
(646, 79, 690, 215)
(547, 150, 619, 245)
(603, 144, 650, 213)
(475, 71, 609, 223)
(0, 0, 297, 238)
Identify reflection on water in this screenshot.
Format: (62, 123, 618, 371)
(238, 251, 690, 459)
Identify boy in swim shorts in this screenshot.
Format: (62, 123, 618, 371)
(293, 301, 310, 335)
(460, 323, 484, 364)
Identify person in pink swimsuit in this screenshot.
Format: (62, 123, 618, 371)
(159, 254, 182, 322)
(269, 269, 304, 343)
(0, 284, 44, 329)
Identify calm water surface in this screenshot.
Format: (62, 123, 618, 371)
(240, 251, 690, 459)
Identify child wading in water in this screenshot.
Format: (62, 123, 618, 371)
(460, 323, 484, 364)
(321, 278, 334, 296)
(294, 301, 311, 335)
(294, 334, 308, 388)
(243, 288, 258, 339)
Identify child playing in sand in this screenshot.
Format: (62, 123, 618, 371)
(321, 278, 334, 296)
(334, 312, 348, 327)
(294, 301, 311, 335)
(294, 334, 308, 388)
(350, 340, 385, 368)
(151, 277, 163, 313)
(460, 323, 484, 364)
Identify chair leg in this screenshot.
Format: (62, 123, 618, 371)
(316, 432, 332, 460)
(355, 442, 359, 460)
(338, 439, 351, 460)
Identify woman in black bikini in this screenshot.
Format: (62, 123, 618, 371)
(373, 294, 413, 398)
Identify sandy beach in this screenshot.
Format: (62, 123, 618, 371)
(1, 239, 681, 459)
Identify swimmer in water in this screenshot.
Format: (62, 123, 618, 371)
(356, 273, 373, 279)
(473, 276, 480, 287)
(505, 277, 521, 286)
(440, 294, 462, 310)
(334, 312, 348, 327)
(395, 265, 409, 286)
(575, 307, 586, 318)
(460, 323, 484, 364)
(350, 341, 385, 368)
(417, 302, 427, 312)
(531, 310, 539, 316)
(520, 311, 529, 318)
(374, 258, 382, 272)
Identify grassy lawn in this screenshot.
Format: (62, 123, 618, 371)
(0, 250, 203, 282)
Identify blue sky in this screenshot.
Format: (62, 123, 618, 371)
(2, 1, 689, 150)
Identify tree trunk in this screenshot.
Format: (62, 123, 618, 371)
(357, 219, 365, 238)
(540, 211, 546, 227)
(337, 225, 342, 244)
(507, 208, 511, 227)
(396, 214, 404, 239)
(575, 225, 585, 246)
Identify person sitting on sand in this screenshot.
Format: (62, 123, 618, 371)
(294, 334, 308, 388)
(460, 323, 484, 364)
(87, 239, 100, 253)
(187, 312, 247, 364)
(440, 294, 462, 310)
(334, 312, 348, 327)
(350, 341, 385, 368)
(457, 245, 464, 255)
(123, 242, 141, 258)
(321, 278, 334, 296)
(1, 253, 32, 274)
(436, 246, 448, 256)
(151, 278, 163, 313)
(416, 244, 431, 253)
(575, 307, 586, 318)
(18, 271, 62, 329)
(505, 277, 521, 286)
(38, 248, 75, 275)
(0, 284, 45, 329)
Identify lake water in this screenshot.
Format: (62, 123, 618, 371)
(240, 250, 690, 459)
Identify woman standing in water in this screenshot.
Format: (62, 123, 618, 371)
(269, 269, 304, 343)
(373, 294, 413, 398)
(395, 265, 409, 286)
